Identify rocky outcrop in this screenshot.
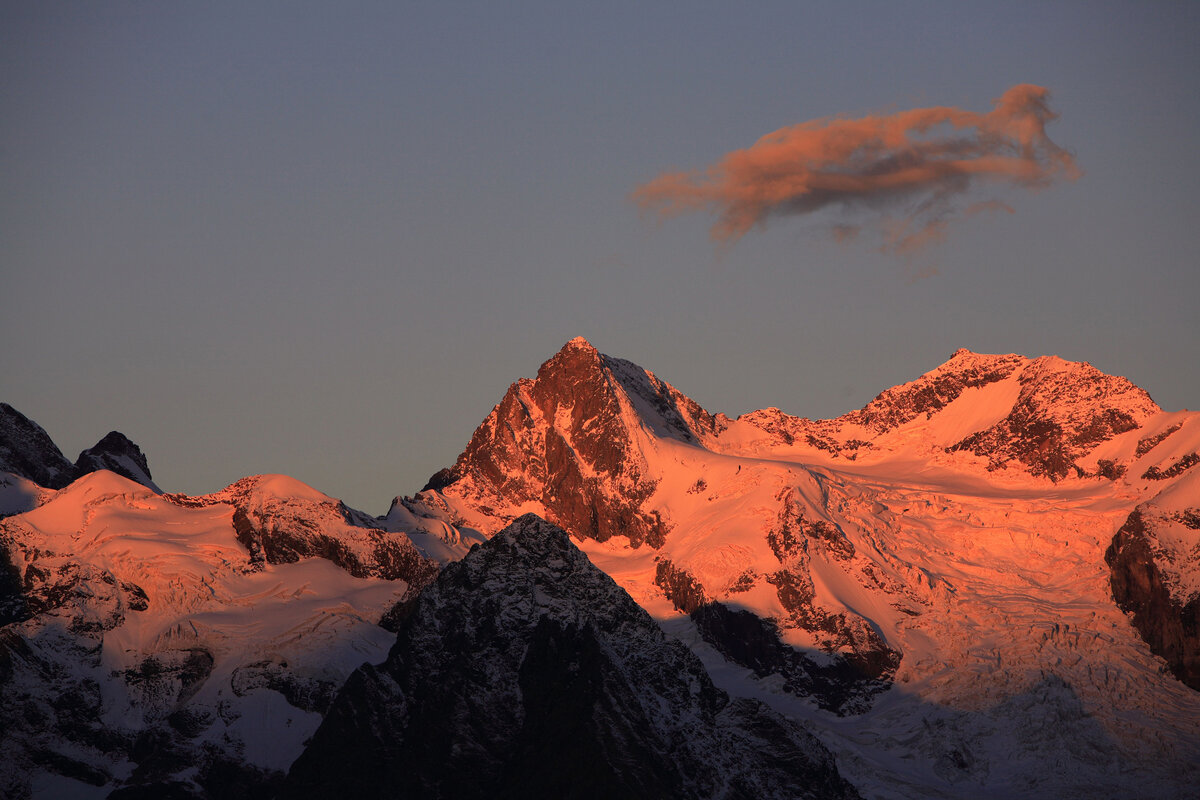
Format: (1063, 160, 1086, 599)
(179, 475, 439, 587)
(1, 403, 158, 492)
(734, 350, 1159, 478)
(430, 337, 713, 547)
(1142, 453, 1200, 481)
(1106, 509, 1200, 690)
(850, 349, 1026, 434)
(764, 489, 900, 685)
(0, 404, 76, 490)
(74, 431, 157, 490)
(946, 356, 1156, 480)
(284, 515, 861, 800)
(692, 602, 897, 716)
(654, 558, 710, 613)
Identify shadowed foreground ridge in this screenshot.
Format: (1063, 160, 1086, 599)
(283, 514, 860, 800)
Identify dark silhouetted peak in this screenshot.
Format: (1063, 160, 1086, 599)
(283, 514, 861, 800)
(0, 405, 163, 492)
(75, 431, 157, 490)
(0, 403, 76, 489)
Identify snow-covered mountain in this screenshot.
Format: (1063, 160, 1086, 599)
(398, 338, 1200, 798)
(0, 403, 79, 492)
(285, 514, 861, 800)
(2, 338, 1198, 799)
(0, 403, 159, 495)
(0, 468, 436, 799)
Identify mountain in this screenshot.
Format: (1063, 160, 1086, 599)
(419, 336, 718, 547)
(398, 338, 1200, 798)
(1107, 459, 1200, 690)
(3, 340, 1199, 798)
(284, 514, 861, 800)
(0, 403, 159, 495)
(74, 431, 159, 492)
(0, 404, 77, 491)
(0, 471, 436, 800)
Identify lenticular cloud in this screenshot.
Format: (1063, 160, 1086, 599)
(633, 84, 1079, 252)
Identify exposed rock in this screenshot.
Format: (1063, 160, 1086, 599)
(283, 515, 861, 800)
(193, 475, 439, 586)
(692, 602, 897, 716)
(230, 660, 337, 714)
(850, 349, 1026, 434)
(75, 430, 157, 490)
(1137, 424, 1184, 458)
(0, 404, 76, 490)
(946, 356, 1155, 480)
(1107, 509, 1200, 690)
(427, 337, 712, 547)
(654, 558, 709, 614)
(1142, 453, 1200, 481)
(1, 403, 159, 494)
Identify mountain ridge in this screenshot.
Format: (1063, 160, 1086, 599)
(2, 339, 1199, 798)
(284, 514, 862, 800)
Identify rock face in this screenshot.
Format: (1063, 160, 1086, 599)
(74, 431, 158, 490)
(431, 337, 717, 547)
(192, 475, 440, 585)
(0, 403, 158, 492)
(1107, 470, 1200, 691)
(284, 515, 860, 800)
(0, 471, 436, 799)
(0, 404, 76, 490)
(850, 349, 1028, 434)
(945, 355, 1156, 479)
(738, 349, 1161, 479)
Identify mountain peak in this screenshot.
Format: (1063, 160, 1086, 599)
(536, 336, 605, 383)
(421, 341, 718, 546)
(285, 513, 860, 799)
(0, 403, 76, 489)
(75, 430, 157, 491)
(563, 334, 597, 351)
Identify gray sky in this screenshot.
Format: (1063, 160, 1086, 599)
(3, 2, 1198, 514)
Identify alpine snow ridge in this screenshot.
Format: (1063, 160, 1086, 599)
(0, 403, 158, 493)
(400, 338, 1200, 798)
(284, 514, 861, 800)
(2, 338, 1200, 799)
(0, 468, 436, 799)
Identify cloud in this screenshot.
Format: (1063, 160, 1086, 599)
(633, 85, 1079, 251)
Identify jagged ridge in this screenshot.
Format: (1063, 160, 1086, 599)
(284, 514, 860, 800)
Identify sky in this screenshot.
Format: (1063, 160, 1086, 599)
(3, 2, 1198, 514)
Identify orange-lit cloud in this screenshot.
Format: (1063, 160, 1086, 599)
(633, 85, 1079, 251)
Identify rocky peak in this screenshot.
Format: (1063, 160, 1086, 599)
(283, 514, 861, 799)
(75, 430, 157, 491)
(848, 350, 1027, 434)
(0, 404, 160, 493)
(168, 475, 438, 584)
(429, 339, 719, 546)
(0, 403, 76, 489)
(949, 353, 1160, 479)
